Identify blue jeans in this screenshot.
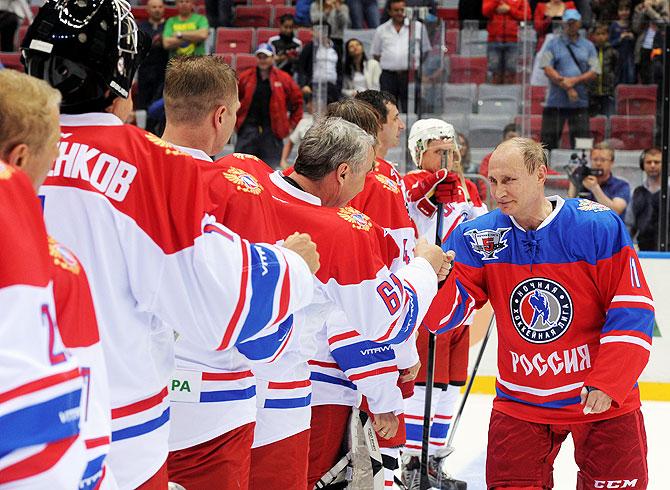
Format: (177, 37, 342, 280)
(348, 0, 380, 29)
(487, 42, 518, 81)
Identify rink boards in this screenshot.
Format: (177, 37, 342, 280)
(465, 252, 670, 401)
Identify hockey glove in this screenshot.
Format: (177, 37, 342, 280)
(406, 168, 449, 218)
(434, 172, 465, 204)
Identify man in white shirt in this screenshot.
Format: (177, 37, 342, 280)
(370, 0, 431, 112)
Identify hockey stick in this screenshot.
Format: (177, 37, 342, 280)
(443, 314, 496, 453)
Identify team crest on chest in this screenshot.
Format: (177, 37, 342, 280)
(577, 199, 610, 213)
(0, 162, 14, 180)
(48, 237, 81, 275)
(510, 278, 573, 344)
(375, 173, 400, 193)
(223, 166, 263, 195)
(144, 133, 188, 157)
(338, 206, 372, 231)
(464, 227, 511, 260)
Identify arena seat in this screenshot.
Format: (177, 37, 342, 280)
(468, 114, 514, 148)
(442, 83, 477, 114)
(524, 85, 547, 115)
(251, 0, 286, 5)
(610, 115, 655, 150)
(234, 5, 272, 27)
(448, 56, 487, 84)
(477, 83, 521, 115)
(256, 28, 280, 46)
(0, 52, 23, 71)
(296, 28, 313, 45)
(615, 84, 657, 116)
(215, 27, 254, 54)
(214, 52, 235, 68)
(235, 53, 258, 72)
(445, 28, 459, 55)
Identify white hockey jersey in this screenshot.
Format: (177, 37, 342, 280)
(40, 114, 314, 488)
(0, 164, 85, 488)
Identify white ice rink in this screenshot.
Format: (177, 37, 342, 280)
(414, 394, 670, 490)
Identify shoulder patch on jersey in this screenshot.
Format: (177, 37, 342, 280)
(0, 162, 15, 180)
(232, 152, 262, 162)
(509, 277, 573, 344)
(223, 166, 264, 195)
(337, 206, 372, 231)
(48, 236, 81, 275)
(374, 173, 400, 193)
(144, 133, 189, 157)
(576, 199, 610, 213)
(464, 227, 511, 260)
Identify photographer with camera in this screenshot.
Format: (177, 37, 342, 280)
(567, 142, 630, 216)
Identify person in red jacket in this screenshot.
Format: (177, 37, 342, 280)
(534, 0, 576, 51)
(235, 43, 303, 169)
(482, 0, 531, 84)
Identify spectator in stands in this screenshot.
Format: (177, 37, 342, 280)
(280, 93, 314, 169)
(349, 0, 380, 29)
(204, 0, 233, 29)
(568, 142, 630, 216)
(269, 14, 303, 76)
(342, 38, 381, 97)
(298, 23, 343, 104)
(310, 0, 349, 52)
(420, 44, 445, 113)
(610, 0, 637, 85)
(457, 132, 472, 172)
(628, 147, 664, 250)
(162, 0, 209, 57)
(0, 0, 31, 52)
(236, 43, 303, 168)
(137, 0, 170, 132)
(294, 0, 312, 27)
(482, 0, 531, 84)
(534, 0, 576, 51)
(632, 0, 669, 84)
(588, 22, 618, 116)
(371, 0, 431, 112)
(380, 0, 438, 24)
(459, 0, 487, 28)
(540, 9, 598, 150)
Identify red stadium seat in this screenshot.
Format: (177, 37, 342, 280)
(448, 56, 487, 84)
(615, 84, 657, 116)
(610, 115, 655, 150)
(436, 8, 459, 27)
(272, 6, 296, 27)
(296, 28, 313, 45)
(214, 52, 235, 68)
(216, 27, 254, 53)
(515, 115, 542, 142)
(589, 116, 607, 144)
(16, 25, 29, 47)
(445, 29, 458, 55)
(132, 6, 177, 22)
(234, 6, 272, 27)
(0, 52, 24, 72)
(251, 0, 286, 5)
(235, 53, 258, 73)
(524, 85, 547, 115)
(256, 28, 280, 46)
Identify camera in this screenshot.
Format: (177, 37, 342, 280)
(563, 139, 604, 197)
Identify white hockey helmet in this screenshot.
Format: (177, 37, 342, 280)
(408, 118, 458, 167)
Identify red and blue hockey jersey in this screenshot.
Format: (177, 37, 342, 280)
(425, 196, 654, 424)
(0, 164, 85, 488)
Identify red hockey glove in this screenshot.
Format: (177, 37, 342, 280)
(434, 172, 465, 204)
(406, 169, 449, 217)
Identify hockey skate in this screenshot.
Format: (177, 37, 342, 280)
(401, 454, 467, 490)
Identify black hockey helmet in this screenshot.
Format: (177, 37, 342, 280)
(21, 0, 149, 111)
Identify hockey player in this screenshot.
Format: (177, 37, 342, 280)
(0, 70, 86, 488)
(321, 97, 422, 489)
(0, 70, 114, 490)
(401, 118, 488, 489)
(21, 2, 319, 488)
(426, 137, 654, 489)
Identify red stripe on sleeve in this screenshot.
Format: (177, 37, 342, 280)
(348, 365, 398, 381)
(0, 435, 77, 483)
(111, 387, 168, 419)
(201, 370, 253, 381)
(217, 241, 250, 350)
(328, 330, 359, 345)
(0, 367, 80, 404)
(267, 380, 311, 390)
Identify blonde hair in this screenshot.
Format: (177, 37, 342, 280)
(590, 141, 615, 161)
(497, 137, 548, 174)
(0, 70, 61, 157)
(164, 55, 238, 125)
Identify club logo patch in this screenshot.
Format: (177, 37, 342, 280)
(48, 236, 80, 275)
(223, 166, 263, 195)
(464, 227, 511, 260)
(232, 153, 261, 162)
(144, 133, 188, 157)
(510, 278, 573, 344)
(375, 173, 400, 193)
(577, 199, 610, 213)
(338, 206, 372, 231)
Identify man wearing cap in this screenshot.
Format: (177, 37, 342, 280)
(235, 43, 303, 168)
(539, 8, 599, 150)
